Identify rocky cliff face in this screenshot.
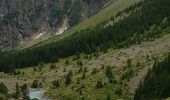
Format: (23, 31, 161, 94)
(0, 0, 110, 52)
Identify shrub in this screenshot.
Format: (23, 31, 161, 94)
(65, 59, 69, 65)
(65, 71, 73, 86)
(105, 66, 114, 83)
(31, 80, 39, 88)
(52, 80, 60, 88)
(50, 64, 56, 69)
(91, 68, 98, 74)
(0, 82, 8, 95)
(96, 80, 103, 88)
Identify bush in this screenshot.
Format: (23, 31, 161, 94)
(82, 70, 86, 79)
(65, 71, 73, 86)
(31, 80, 39, 88)
(122, 68, 134, 81)
(77, 60, 83, 66)
(105, 66, 114, 83)
(115, 87, 122, 95)
(106, 94, 111, 100)
(78, 66, 83, 73)
(0, 82, 8, 95)
(0, 94, 6, 100)
(50, 64, 56, 69)
(96, 80, 103, 88)
(65, 59, 69, 65)
(91, 68, 98, 74)
(52, 80, 60, 88)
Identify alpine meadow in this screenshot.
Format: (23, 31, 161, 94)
(0, 0, 170, 99)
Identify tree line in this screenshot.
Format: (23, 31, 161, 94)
(134, 53, 170, 100)
(0, 0, 170, 72)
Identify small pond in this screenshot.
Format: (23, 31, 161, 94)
(29, 88, 50, 100)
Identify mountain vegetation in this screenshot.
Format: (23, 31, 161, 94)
(134, 53, 170, 100)
(0, 82, 8, 99)
(0, 0, 170, 73)
(0, 0, 170, 99)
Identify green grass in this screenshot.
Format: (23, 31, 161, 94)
(2, 33, 170, 99)
(12, 50, 131, 99)
(25, 0, 141, 49)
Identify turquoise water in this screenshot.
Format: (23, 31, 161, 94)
(29, 88, 49, 100)
(29, 90, 43, 99)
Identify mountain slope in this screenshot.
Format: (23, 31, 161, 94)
(1, 31, 170, 99)
(0, 0, 169, 72)
(134, 53, 170, 100)
(21, 0, 140, 49)
(0, 0, 169, 99)
(0, 0, 111, 52)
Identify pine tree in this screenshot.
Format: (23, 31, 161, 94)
(65, 59, 69, 65)
(0, 82, 8, 95)
(106, 94, 111, 100)
(105, 66, 114, 83)
(31, 80, 39, 88)
(82, 70, 86, 79)
(96, 80, 103, 88)
(53, 79, 60, 88)
(15, 83, 20, 99)
(65, 71, 73, 86)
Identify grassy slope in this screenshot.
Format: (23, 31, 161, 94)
(20, 0, 140, 49)
(1, 33, 170, 99)
(1, 0, 169, 99)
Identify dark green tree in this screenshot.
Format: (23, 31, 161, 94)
(105, 66, 114, 83)
(134, 53, 170, 100)
(15, 83, 20, 99)
(65, 71, 73, 86)
(31, 80, 39, 88)
(52, 79, 60, 88)
(0, 82, 8, 95)
(96, 80, 103, 88)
